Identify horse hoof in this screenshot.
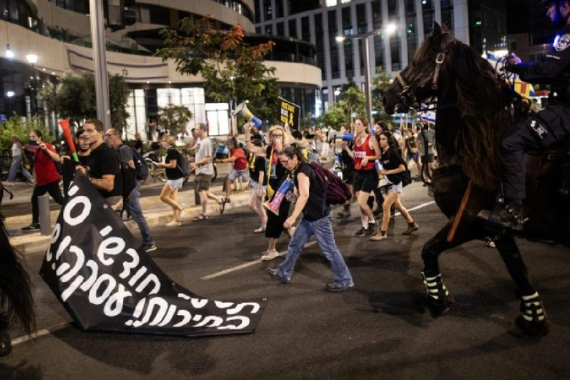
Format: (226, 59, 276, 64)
(508, 316, 551, 340)
(427, 296, 454, 317)
(0, 330, 12, 357)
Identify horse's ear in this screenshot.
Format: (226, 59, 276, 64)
(433, 22, 442, 37)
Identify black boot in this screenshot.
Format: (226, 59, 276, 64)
(508, 292, 550, 340)
(478, 197, 528, 231)
(421, 272, 453, 316)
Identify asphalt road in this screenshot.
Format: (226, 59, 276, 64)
(2, 180, 570, 379)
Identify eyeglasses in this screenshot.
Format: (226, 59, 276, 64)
(105, 133, 115, 137)
(271, 134, 283, 138)
(280, 159, 289, 165)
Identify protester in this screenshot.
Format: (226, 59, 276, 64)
(61, 130, 91, 193)
(246, 123, 292, 260)
(349, 117, 381, 236)
(106, 128, 157, 251)
(134, 132, 144, 153)
(337, 123, 355, 218)
(267, 144, 354, 292)
(21, 130, 64, 231)
(370, 131, 419, 241)
(190, 123, 224, 220)
(216, 136, 249, 204)
(404, 128, 421, 177)
(76, 119, 122, 205)
(6, 135, 33, 184)
(248, 139, 268, 233)
(155, 134, 187, 227)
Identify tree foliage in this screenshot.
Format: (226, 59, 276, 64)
(0, 114, 54, 150)
(371, 66, 392, 112)
(319, 104, 347, 130)
(156, 16, 281, 123)
(158, 104, 193, 135)
(39, 73, 131, 129)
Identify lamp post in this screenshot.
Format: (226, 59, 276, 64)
(336, 23, 396, 124)
(26, 54, 38, 118)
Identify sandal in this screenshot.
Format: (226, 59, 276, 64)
(253, 227, 266, 233)
(219, 198, 231, 215)
(193, 214, 208, 222)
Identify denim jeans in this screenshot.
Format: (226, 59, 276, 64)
(276, 214, 353, 287)
(126, 181, 154, 246)
(7, 155, 32, 182)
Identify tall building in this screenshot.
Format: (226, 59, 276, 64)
(255, 0, 507, 116)
(0, 0, 321, 137)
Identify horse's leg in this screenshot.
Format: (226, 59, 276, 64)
(0, 312, 11, 356)
(494, 232, 550, 339)
(421, 220, 479, 316)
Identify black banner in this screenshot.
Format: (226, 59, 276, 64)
(279, 97, 301, 130)
(40, 173, 265, 337)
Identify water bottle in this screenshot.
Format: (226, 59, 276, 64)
(375, 160, 384, 179)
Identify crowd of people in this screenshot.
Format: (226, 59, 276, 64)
(4, 117, 433, 289)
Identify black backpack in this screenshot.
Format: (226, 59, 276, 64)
(131, 148, 148, 181)
(309, 162, 351, 205)
(176, 151, 190, 177)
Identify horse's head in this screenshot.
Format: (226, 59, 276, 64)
(383, 23, 456, 114)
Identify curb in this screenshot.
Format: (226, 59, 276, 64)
(8, 192, 252, 253)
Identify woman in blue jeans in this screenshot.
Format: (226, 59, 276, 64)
(267, 145, 354, 292)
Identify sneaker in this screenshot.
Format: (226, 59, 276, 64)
(326, 282, 354, 292)
(267, 268, 289, 283)
(143, 244, 157, 252)
(179, 206, 187, 219)
(166, 220, 181, 227)
(355, 227, 367, 236)
(372, 207, 383, 216)
(261, 249, 280, 261)
(365, 223, 376, 236)
(21, 223, 40, 231)
(402, 223, 419, 235)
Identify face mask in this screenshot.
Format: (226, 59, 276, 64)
(274, 137, 282, 145)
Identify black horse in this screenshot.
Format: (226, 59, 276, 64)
(0, 208, 35, 356)
(383, 23, 570, 339)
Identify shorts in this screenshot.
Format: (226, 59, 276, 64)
(406, 152, 419, 162)
(380, 181, 403, 195)
(421, 154, 434, 164)
(228, 168, 250, 182)
(168, 177, 184, 190)
(194, 173, 211, 192)
(342, 169, 354, 185)
(353, 170, 378, 193)
(249, 179, 266, 194)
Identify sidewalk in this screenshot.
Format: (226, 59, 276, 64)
(3, 179, 252, 253)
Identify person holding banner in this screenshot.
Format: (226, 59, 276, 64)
(267, 144, 354, 292)
(245, 124, 292, 261)
(22, 130, 64, 231)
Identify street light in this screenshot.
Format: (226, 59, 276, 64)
(26, 54, 38, 117)
(336, 23, 396, 124)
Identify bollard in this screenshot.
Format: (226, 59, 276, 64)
(38, 194, 51, 236)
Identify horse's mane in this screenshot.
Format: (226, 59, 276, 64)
(414, 27, 514, 190)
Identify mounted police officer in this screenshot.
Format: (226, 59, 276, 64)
(481, 0, 570, 229)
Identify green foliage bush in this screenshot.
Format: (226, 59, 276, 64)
(0, 114, 54, 151)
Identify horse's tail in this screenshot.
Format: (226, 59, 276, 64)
(0, 213, 36, 334)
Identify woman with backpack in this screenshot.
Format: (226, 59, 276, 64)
(266, 144, 354, 292)
(155, 135, 186, 227)
(369, 131, 418, 241)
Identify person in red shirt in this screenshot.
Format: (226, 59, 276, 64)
(216, 137, 249, 205)
(346, 117, 381, 236)
(22, 129, 63, 231)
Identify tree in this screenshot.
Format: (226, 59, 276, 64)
(158, 104, 193, 135)
(339, 87, 366, 125)
(0, 114, 53, 151)
(156, 16, 281, 128)
(39, 73, 131, 129)
(371, 67, 392, 112)
(319, 104, 347, 131)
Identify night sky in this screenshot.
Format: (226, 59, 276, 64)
(506, 0, 532, 34)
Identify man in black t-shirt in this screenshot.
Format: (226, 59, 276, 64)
(76, 119, 121, 201)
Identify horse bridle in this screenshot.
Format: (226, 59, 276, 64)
(395, 52, 446, 111)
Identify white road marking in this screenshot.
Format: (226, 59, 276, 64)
(202, 200, 437, 280)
